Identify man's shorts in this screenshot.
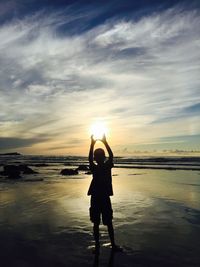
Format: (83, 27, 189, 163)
(89, 195, 113, 225)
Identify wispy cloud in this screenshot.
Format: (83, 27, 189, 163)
(0, 136, 48, 149)
(0, 3, 200, 154)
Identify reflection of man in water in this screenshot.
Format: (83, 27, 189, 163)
(88, 134, 121, 254)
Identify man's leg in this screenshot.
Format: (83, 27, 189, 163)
(93, 223, 100, 254)
(107, 222, 115, 247)
(93, 223, 100, 246)
(90, 196, 100, 248)
(107, 222, 123, 252)
(103, 198, 123, 252)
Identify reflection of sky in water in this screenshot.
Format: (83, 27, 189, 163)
(0, 168, 200, 266)
(113, 168, 200, 209)
(0, 169, 200, 228)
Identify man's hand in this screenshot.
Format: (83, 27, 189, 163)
(101, 134, 107, 144)
(91, 135, 96, 144)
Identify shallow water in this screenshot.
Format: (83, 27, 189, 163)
(0, 167, 200, 267)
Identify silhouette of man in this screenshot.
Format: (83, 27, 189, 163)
(88, 134, 121, 254)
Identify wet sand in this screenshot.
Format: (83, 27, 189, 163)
(0, 167, 200, 267)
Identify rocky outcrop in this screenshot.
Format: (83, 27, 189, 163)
(1, 165, 21, 179)
(77, 165, 89, 171)
(19, 165, 38, 174)
(0, 164, 37, 179)
(60, 168, 78, 176)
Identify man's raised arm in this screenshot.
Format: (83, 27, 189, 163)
(89, 135, 96, 164)
(102, 134, 113, 161)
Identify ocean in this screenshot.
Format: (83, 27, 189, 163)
(0, 155, 200, 266)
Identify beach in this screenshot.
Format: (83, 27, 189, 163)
(0, 156, 200, 267)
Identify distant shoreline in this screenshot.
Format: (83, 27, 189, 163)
(0, 152, 21, 156)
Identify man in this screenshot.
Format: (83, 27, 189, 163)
(88, 134, 121, 254)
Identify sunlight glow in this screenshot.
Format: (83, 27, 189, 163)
(90, 121, 108, 140)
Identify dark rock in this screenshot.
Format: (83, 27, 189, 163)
(3, 165, 21, 179)
(0, 171, 5, 177)
(77, 165, 89, 171)
(60, 168, 78, 176)
(19, 165, 38, 174)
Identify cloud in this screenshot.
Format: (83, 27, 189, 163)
(183, 103, 200, 114)
(0, 4, 200, 154)
(0, 137, 47, 149)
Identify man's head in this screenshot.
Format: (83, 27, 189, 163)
(94, 148, 106, 164)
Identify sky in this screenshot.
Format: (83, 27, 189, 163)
(0, 0, 200, 156)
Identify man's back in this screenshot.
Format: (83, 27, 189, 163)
(87, 160, 113, 196)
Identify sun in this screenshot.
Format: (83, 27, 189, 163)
(90, 121, 108, 140)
